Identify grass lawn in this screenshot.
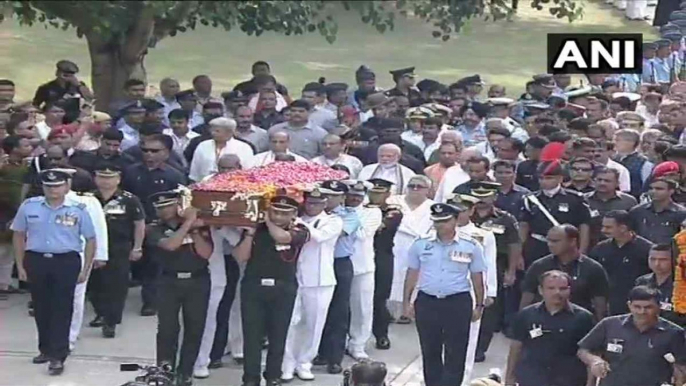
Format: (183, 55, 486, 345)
(0, 1, 657, 102)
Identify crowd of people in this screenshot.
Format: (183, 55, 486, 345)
(5, 18, 686, 385)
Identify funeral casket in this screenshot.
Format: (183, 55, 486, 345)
(191, 162, 347, 226)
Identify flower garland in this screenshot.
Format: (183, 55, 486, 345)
(673, 230, 686, 314)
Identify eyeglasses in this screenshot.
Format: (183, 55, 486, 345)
(571, 167, 593, 172)
(407, 184, 428, 190)
(141, 148, 164, 153)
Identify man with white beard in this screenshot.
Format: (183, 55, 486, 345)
(447, 193, 497, 385)
(358, 144, 415, 195)
(282, 188, 343, 382)
(343, 180, 382, 360)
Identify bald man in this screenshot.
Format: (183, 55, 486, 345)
(247, 130, 306, 168)
(358, 144, 416, 195)
(156, 78, 181, 126)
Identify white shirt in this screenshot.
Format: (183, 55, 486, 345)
(35, 121, 53, 140)
(458, 222, 497, 298)
(605, 158, 631, 193)
(66, 191, 108, 262)
(311, 154, 364, 178)
(350, 205, 383, 276)
(401, 131, 424, 149)
(358, 163, 416, 195)
(189, 138, 254, 182)
(163, 128, 200, 162)
(189, 110, 204, 130)
(156, 96, 181, 126)
(296, 212, 343, 287)
(469, 142, 497, 163)
(247, 150, 307, 169)
(434, 164, 471, 203)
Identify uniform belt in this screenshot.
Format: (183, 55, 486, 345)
(530, 233, 547, 243)
(418, 291, 469, 300)
(26, 251, 78, 259)
(162, 269, 208, 279)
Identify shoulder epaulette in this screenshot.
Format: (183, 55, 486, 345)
(121, 191, 134, 198)
(457, 231, 478, 244)
(26, 196, 44, 203)
(78, 192, 94, 197)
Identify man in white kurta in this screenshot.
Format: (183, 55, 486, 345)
(358, 144, 415, 195)
(282, 188, 343, 382)
(434, 163, 471, 203)
(344, 181, 382, 360)
(188, 117, 254, 182)
(311, 134, 364, 178)
(66, 187, 109, 350)
(450, 194, 497, 386)
(246, 130, 307, 168)
(193, 226, 241, 379)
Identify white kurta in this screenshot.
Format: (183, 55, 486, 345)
(311, 154, 364, 179)
(195, 226, 241, 371)
(606, 159, 631, 193)
(458, 222, 497, 386)
(283, 212, 343, 374)
(348, 205, 383, 355)
(68, 191, 109, 349)
(358, 163, 416, 195)
(388, 197, 434, 304)
(246, 150, 307, 169)
(189, 139, 255, 181)
(434, 164, 470, 203)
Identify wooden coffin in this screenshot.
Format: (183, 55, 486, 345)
(191, 190, 268, 226)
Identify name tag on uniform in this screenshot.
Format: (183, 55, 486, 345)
(489, 224, 505, 234)
(59, 214, 78, 227)
(105, 204, 125, 215)
(261, 278, 275, 287)
(529, 325, 543, 339)
(451, 251, 472, 263)
(607, 343, 623, 353)
(558, 203, 569, 212)
(590, 209, 600, 218)
(665, 353, 676, 363)
(177, 272, 191, 279)
(661, 301, 674, 311)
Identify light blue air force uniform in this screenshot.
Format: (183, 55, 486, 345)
(11, 196, 96, 254)
(407, 233, 487, 298)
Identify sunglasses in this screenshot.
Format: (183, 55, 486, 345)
(141, 148, 164, 153)
(407, 184, 428, 190)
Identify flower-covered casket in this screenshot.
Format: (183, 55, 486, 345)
(191, 162, 347, 226)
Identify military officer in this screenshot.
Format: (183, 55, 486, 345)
(367, 178, 403, 350)
(386, 67, 423, 107)
(470, 181, 523, 362)
(88, 163, 145, 338)
(12, 169, 96, 375)
(520, 160, 592, 268)
(146, 191, 213, 386)
(233, 196, 310, 386)
(404, 203, 487, 386)
(447, 193, 498, 384)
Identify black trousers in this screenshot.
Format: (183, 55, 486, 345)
(241, 279, 297, 383)
(156, 273, 210, 377)
(209, 255, 241, 362)
(415, 291, 472, 386)
(88, 247, 130, 326)
(138, 245, 161, 308)
(372, 253, 393, 340)
(25, 251, 81, 361)
(318, 257, 354, 365)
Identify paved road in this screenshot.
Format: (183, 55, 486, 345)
(0, 289, 509, 386)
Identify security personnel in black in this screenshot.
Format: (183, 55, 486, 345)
(385, 67, 423, 107)
(145, 191, 212, 386)
(367, 178, 403, 350)
(520, 160, 592, 268)
(87, 163, 145, 338)
(629, 177, 686, 245)
(635, 244, 686, 326)
(233, 196, 310, 386)
(32, 60, 93, 123)
(470, 181, 523, 361)
(578, 286, 686, 386)
(505, 270, 594, 386)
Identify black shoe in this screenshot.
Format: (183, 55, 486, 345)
(48, 360, 64, 375)
(266, 379, 282, 386)
(327, 363, 342, 374)
(102, 325, 116, 338)
(396, 315, 412, 324)
(233, 357, 244, 365)
(89, 316, 105, 328)
(312, 356, 327, 366)
(475, 353, 486, 363)
(176, 374, 193, 386)
(28, 307, 34, 317)
(32, 353, 49, 364)
(240, 382, 259, 386)
(140, 306, 157, 317)
(208, 359, 223, 369)
(376, 337, 391, 350)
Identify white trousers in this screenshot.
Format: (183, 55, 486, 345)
(0, 244, 14, 288)
(461, 318, 482, 386)
(626, 0, 648, 18)
(70, 280, 88, 348)
(194, 284, 226, 369)
(614, 0, 627, 10)
(229, 264, 245, 358)
(348, 272, 375, 354)
(282, 285, 335, 373)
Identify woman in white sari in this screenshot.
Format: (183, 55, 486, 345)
(388, 175, 435, 323)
